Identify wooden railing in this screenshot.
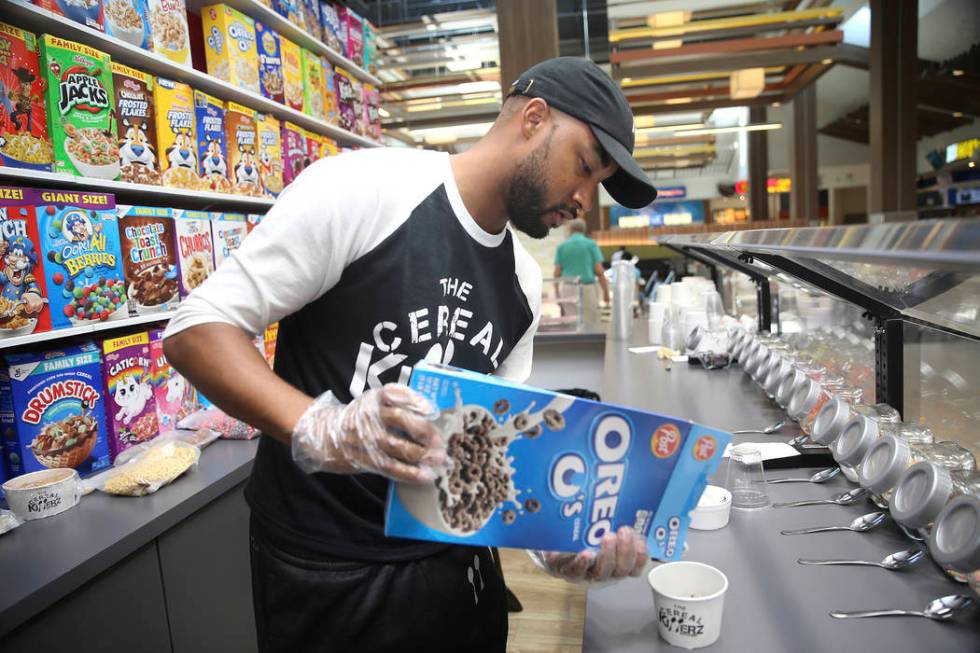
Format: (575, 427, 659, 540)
(592, 219, 812, 245)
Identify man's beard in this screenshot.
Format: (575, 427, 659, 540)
(506, 130, 574, 239)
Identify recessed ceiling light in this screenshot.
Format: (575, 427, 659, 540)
(953, 111, 964, 118)
(773, 102, 781, 107)
(952, 69, 965, 76)
(821, 58, 833, 65)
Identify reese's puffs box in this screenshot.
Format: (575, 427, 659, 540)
(385, 362, 730, 558)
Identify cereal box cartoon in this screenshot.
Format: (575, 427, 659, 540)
(147, 0, 192, 67)
(102, 332, 160, 458)
(321, 57, 338, 126)
(255, 112, 283, 197)
(211, 212, 246, 269)
(193, 89, 231, 194)
(334, 66, 358, 134)
(112, 63, 160, 185)
(34, 189, 126, 329)
(298, 0, 321, 41)
(202, 4, 260, 95)
(363, 19, 378, 75)
(280, 36, 304, 112)
(40, 36, 118, 180)
(154, 77, 200, 190)
(104, 0, 151, 49)
(148, 328, 199, 431)
(301, 48, 326, 121)
(338, 6, 363, 68)
(173, 209, 214, 298)
(0, 185, 51, 338)
(364, 83, 381, 141)
(385, 362, 730, 559)
(225, 103, 263, 197)
(117, 205, 178, 315)
(0, 22, 53, 172)
(280, 121, 308, 186)
(34, 0, 105, 33)
(2, 342, 112, 477)
(319, 1, 342, 53)
(245, 212, 263, 234)
(255, 21, 284, 104)
(272, 0, 300, 28)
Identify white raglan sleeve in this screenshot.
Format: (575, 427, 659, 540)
(494, 242, 543, 384)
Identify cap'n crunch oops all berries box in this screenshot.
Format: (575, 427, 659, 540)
(102, 331, 160, 458)
(386, 362, 730, 558)
(0, 185, 51, 338)
(35, 189, 127, 329)
(0, 22, 53, 172)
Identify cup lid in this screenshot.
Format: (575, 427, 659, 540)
(833, 415, 878, 465)
(891, 461, 954, 529)
(811, 397, 850, 445)
(929, 494, 980, 572)
(858, 435, 912, 494)
(787, 378, 821, 420)
(776, 368, 806, 407)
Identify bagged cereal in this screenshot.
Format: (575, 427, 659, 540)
(193, 90, 231, 194)
(255, 21, 284, 104)
(263, 322, 278, 367)
(298, 0, 321, 40)
(148, 328, 199, 431)
(225, 103, 263, 197)
(116, 205, 178, 315)
(0, 22, 53, 171)
(334, 66, 358, 134)
(272, 0, 300, 28)
(280, 120, 308, 186)
(0, 185, 51, 338)
(112, 63, 160, 185)
(201, 4, 260, 95)
(35, 189, 126, 328)
(154, 77, 200, 190)
(104, 0, 151, 49)
(363, 19, 378, 75)
(211, 212, 247, 269)
(34, 0, 105, 33)
(321, 58, 338, 126)
(40, 35, 118, 180)
(148, 0, 192, 67)
(364, 84, 381, 141)
(173, 209, 214, 298)
(280, 36, 304, 112)
(255, 112, 284, 197)
(301, 48, 326, 121)
(102, 332, 160, 458)
(338, 6, 363, 68)
(319, 2, 342, 53)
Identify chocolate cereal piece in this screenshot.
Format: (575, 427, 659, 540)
(522, 424, 542, 439)
(502, 509, 516, 525)
(543, 409, 565, 431)
(493, 399, 510, 415)
(513, 414, 529, 431)
(524, 498, 541, 513)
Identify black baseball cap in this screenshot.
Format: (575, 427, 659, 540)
(508, 57, 657, 209)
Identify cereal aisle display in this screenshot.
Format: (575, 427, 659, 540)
(255, 112, 284, 197)
(201, 4, 261, 96)
(0, 22, 53, 171)
(319, 2, 342, 53)
(35, 189, 127, 329)
(280, 120, 308, 186)
(117, 205, 178, 315)
(154, 77, 199, 190)
(301, 48, 326, 121)
(1, 341, 112, 478)
(193, 89, 231, 193)
(280, 36, 304, 112)
(321, 58, 339, 126)
(39, 36, 118, 180)
(112, 63, 160, 185)
(255, 21, 284, 105)
(225, 103, 263, 197)
(320, 135, 338, 158)
(334, 66, 358, 135)
(173, 209, 214, 298)
(148, 328, 199, 431)
(364, 84, 382, 141)
(298, 0, 321, 41)
(101, 332, 160, 458)
(305, 129, 323, 166)
(147, 0, 192, 67)
(338, 6, 364, 68)
(211, 212, 247, 269)
(104, 0, 152, 50)
(363, 20, 379, 75)
(0, 185, 51, 338)
(33, 0, 105, 33)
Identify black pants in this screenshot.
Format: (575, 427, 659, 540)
(249, 516, 508, 652)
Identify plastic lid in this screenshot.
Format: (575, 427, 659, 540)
(891, 461, 954, 529)
(787, 379, 821, 420)
(811, 397, 850, 445)
(929, 494, 980, 572)
(776, 368, 806, 408)
(858, 435, 912, 494)
(746, 345, 768, 376)
(833, 415, 878, 465)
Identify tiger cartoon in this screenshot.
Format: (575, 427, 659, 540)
(202, 134, 228, 179)
(119, 118, 157, 171)
(234, 143, 260, 186)
(166, 128, 197, 171)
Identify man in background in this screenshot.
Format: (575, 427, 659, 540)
(554, 218, 609, 325)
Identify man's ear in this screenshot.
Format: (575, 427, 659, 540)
(520, 98, 551, 140)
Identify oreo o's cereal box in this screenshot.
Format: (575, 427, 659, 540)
(386, 363, 730, 558)
(0, 185, 51, 338)
(102, 332, 159, 458)
(1, 342, 112, 477)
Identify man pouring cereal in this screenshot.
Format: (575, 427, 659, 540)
(164, 58, 657, 652)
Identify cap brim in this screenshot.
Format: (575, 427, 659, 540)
(591, 126, 657, 209)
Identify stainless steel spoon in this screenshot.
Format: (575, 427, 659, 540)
(732, 419, 786, 435)
(798, 548, 925, 570)
(773, 487, 868, 508)
(768, 467, 841, 484)
(788, 435, 808, 447)
(830, 595, 973, 621)
(781, 511, 889, 536)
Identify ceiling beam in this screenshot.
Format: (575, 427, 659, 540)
(626, 83, 783, 103)
(781, 63, 832, 99)
(609, 7, 842, 43)
(914, 77, 980, 117)
(613, 16, 842, 48)
(631, 95, 783, 115)
(613, 45, 864, 78)
(382, 111, 500, 130)
(383, 70, 500, 92)
(610, 30, 843, 64)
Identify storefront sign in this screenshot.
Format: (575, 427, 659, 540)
(735, 177, 792, 194)
(609, 200, 705, 228)
(656, 186, 686, 199)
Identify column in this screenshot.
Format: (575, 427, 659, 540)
(747, 106, 769, 221)
(496, 0, 559, 95)
(790, 85, 818, 221)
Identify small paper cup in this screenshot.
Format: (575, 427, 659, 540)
(689, 485, 732, 531)
(648, 561, 728, 650)
(2, 468, 81, 521)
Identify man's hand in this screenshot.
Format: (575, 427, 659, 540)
(291, 384, 446, 484)
(536, 526, 648, 583)
(22, 292, 43, 315)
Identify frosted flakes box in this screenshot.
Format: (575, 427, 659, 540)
(334, 66, 358, 134)
(112, 63, 160, 185)
(2, 342, 112, 478)
(147, 0, 192, 67)
(154, 77, 199, 190)
(338, 6, 363, 68)
(173, 209, 214, 298)
(255, 112, 284, 197)
(34, 0, 105, 33)
(300, 48, 326, 121)
(211, 212, 247, 269)
(225, 103, 263, 197)
(319, 1, 342, 54)
(0, 185, 51, 338)
(104, 0, 151, 49)
(102, 332, 160, 458)
(35, 189, 126, 329)
(280, 120, 308, 186)
(202, 4, 260, 95)
(321, 57, 338, 126)
(280, 36, 304, 112)
(116, 205, 178, 315)
(193, 90, 231, 194)
(385, 362, 730, 558)
(363, 19, 378, 75)
(0, 22, 53, 172)
(148, 328, 198, 431)
(40, 36, 118, 180)
(255, 21, 284, 104)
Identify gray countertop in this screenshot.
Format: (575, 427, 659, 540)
(585, 335, 980, 652)
(0, 439, 258, 636)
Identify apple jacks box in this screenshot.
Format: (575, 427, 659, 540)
(385, 362, 730, 558)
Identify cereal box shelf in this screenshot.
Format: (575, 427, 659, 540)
(0, 166, 274, 210)
(5, 0, 380, 149)
(0, 312, 173, 350)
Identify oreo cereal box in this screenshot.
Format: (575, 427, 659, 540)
(386, 362, 730, 559)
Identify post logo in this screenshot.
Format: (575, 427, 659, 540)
(651, 423, 682, 459)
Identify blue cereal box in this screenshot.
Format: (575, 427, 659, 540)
(1, 342, 112, 478)
(386, 362, 730, 559)
(34, 189, 127, 329)
(104, 0, 152, 50)
(255, 21, 284, 105)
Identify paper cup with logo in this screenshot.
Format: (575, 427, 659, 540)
(648, 561, 728, 649)
(2, 469, 82, 521)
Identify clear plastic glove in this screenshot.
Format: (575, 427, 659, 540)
(530, 526, 649, 583)
(291, 384, 445, 484)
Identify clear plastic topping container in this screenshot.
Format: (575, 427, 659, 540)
(788, 378, 822, 422)
(763, 357, 793, 399)
(833, 415, 878, 467)
(878, 421, 934, 445)
(859, 435, 976, 497)
(929, 494, 980, 582)
(800, 383, 861, 436)
(776, 368, 807, 408)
